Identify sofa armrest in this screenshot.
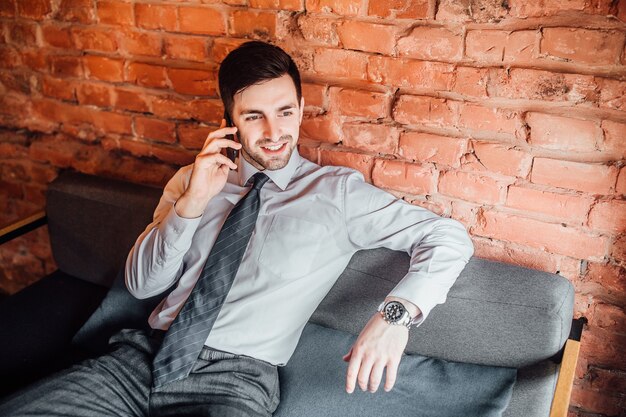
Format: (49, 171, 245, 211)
(549, 318, 585, 417)
(0, 211, 47, 245)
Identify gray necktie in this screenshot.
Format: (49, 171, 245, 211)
(152, 172, 270, 387)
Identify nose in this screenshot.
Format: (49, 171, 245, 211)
(263, 117, 280, 142)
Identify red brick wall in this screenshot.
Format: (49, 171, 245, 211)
(0, 0, 624, 414)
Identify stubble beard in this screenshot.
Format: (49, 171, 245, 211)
(243, 136, 295, 171)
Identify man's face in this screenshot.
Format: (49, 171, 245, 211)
(231, 74, 304, 171)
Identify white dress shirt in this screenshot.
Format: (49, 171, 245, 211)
(125, 149, 474, 366)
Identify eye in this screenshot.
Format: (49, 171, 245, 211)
(244, 114, 262, 121)
(280, 110, 293, 117)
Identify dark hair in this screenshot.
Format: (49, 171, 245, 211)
(218, 41, 302, 118)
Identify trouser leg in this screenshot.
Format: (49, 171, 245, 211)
(0, 329, 157, 417)
(149, 347, 280, 417)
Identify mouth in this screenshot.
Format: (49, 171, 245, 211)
(260, 142, 287, 155)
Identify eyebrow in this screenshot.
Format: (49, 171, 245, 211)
(240, 103, 298, 115)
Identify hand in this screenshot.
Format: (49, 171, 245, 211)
(175, 119, 242, 218)
(343, 313, 408, 394)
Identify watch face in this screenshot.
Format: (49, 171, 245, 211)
(383, 301, 405, 323)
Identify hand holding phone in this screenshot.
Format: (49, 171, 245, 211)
(224, 111, 239, 164)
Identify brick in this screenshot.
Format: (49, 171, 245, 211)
(249, 0, 302, 10)
(462, 141, 532, 178)
(0, 46, 21, 69)
(152, 97, 222, 123)
(471, 236, 561, 273)
(42, 24, 73, 48)
(591, 303, 626, 331)
(588, 368, 626, 400)
(17, 0, 51, 20)
(526, 113, 601, 153)
(22, 50, 48, 71)
(71, 26, 118, 52)
(319, 149, 374, 181)
(580, 325, 626, 374)
(368, 0, 428, 19)
(452, 67, 489, 97)
(586, 262, 626, 297)
(393, 95, 455, 127)
(617, 167, 626, 196)
(90, 109, 132, 136)
(163, 35, 208, 62)
(509, 0, 613, 17)
(298, 142, 319, 164)
(601, 120, 626, 161)
(588, 200, 626, 233)
(302, 83, 326, 111)
(570, 382, 622, 416)
(83, 55, 123, 82)
(97, 0, 133, 25)
(306, 0, 362, 15)
(465, 30, 507, 62)
(177, 123, 211, 149)
(372, 159, 434, 194)
(167, 68, 216, 96)
(503, 31, 537, 63)
(119, 28, 162, 57)
(457, 104, 524, 137)
(368, 56, 454, 90)
(297, 15, 339, 46)
(210, 38, 248, 64)
(531, 158, 618, 194)
(50, 55, 83, 78)
(397, 27, 462, 61)
(134, 116, 176, 144)
(473, 210, 608, 260)
(55, 0, 95, 24)
(180, 6, 226, 36)
(229, 9, 274, 38)
(436, 0, 509, 22)
(330, 87, 390, 118)
(8, 21, 38, 46)
(439, 170, 503, 205)
(598, 78, 626, 111)
(151, 144, 195, 166)
(399, 132, 466, 167)
(541, 28, 624, 65)
(300, 114, 342, 143)
(313, 48, 368, 80)
(506, 186, 594, 223)
(76, 82, 114, 107)
(135, 3, 177, 31)
(488, 69, 598, 104)
(342, 123, 399, 154)
(113, 87, 151, 113)
(126, 62, 168, 89)
(337, 21, 397, 55)
(0, 0, 15, 17)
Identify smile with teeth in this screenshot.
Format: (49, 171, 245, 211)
(261, 143, 287, 153)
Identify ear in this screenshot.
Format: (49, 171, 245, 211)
(299, 96, 305, 124)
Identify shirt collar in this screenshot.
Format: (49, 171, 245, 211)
(238, 147, 301, 191)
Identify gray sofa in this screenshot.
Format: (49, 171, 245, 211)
(0, 171, 580, 416)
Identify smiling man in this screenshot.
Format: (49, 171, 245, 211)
(0, 41, 473, 417)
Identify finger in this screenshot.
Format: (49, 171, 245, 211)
(384, 360, 399, 392)
(203, 127, 239, 147)
(342, 347, 352, 362)
(220, 118, 226, 128)
(345, 351, 362, 394)
(196, 153, 238, 170)
(369, 361, 386, 393)
(357, 358, 374, 392)
(198, 138, 242, 156)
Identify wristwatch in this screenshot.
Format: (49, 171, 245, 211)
(377, 300, 416, 329)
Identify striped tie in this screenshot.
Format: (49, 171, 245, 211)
(152, 172, 270, 387)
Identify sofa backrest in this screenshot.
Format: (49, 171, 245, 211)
(47, 171, 574, 368)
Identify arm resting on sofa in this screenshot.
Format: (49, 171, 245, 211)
(549, 318, 585, 417)
(0, 211, 47, 245)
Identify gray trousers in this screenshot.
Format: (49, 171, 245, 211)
(0, 329, 280, 417)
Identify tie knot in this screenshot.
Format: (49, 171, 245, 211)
(249, 172, 270, 190)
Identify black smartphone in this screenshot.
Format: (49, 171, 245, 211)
(224, 111, 239, 164)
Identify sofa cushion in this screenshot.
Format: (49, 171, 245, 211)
(275, 323, 516, 417)
(311, 249, 574, 368)
(46, 171, 161, 288)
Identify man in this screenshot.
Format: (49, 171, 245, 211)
(0, 41, 473, 417)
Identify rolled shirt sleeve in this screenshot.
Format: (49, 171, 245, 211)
(343, 172, 474, 324)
